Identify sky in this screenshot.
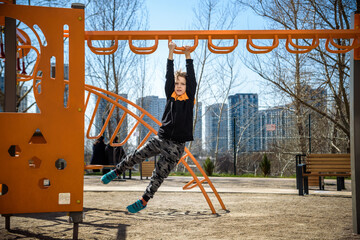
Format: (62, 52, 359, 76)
(142, 0, 271, 107)
(15, 0, 273, 113)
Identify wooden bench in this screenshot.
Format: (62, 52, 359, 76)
(296, 154, 324, 189)
(141, 160, 155, 180)
(296, 153, 350, 195)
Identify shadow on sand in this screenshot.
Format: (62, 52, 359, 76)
(1, 208, 130, 239)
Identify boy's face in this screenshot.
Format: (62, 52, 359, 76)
(175, 76, 186, 96)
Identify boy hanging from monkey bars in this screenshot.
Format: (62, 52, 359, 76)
(101, 41, 197, 213)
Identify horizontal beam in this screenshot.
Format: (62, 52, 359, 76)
(85, 29, 360, 41)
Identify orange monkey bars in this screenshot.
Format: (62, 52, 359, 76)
(82, 29, 360, 55)
(83, 84, 226, 214)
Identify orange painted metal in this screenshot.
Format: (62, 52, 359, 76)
(84, 84, 226, 214)
(84, 29, 360, 55)
(285, 35, 319, 54)
(87, 37, 119, 55)
(129, 35, 158, 54)
(208, 35, 238, 54)
(16, 28, 31, 58)
(246, 35, 279, 54)
(0, 4, 85, 215)
(85, 29, 360, 40)
(168, 35, 198, 54)
(16, 45, 40, 81)
(0, 0, 13, 4)
(84, 165, 103, 170)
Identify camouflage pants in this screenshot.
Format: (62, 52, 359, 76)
(116, 135, 185, 199)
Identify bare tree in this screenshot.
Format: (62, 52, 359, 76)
(237, 0, 356, 154)
(211, 54, 241, 163)
(175, 0, 241, 171)
(85, 0, 148, 142)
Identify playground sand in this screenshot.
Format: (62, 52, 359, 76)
(0, 177, 359, 240)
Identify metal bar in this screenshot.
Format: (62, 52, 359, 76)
(304, 176, 309, 195)
(337, 177, 342, 191)
(85, 29, 360, 41)
(233, 117, 236, 175)
(297, 164, 304, 196)
(5, 215, 11, 230)
(69, 211, 83, 240)
(180, 156, 216, 214)
(309, 114, 311, 154)
(4, 16, 17, 112)
(184, 148, 227, 211)
(73, 223, 79, 240)
(351, 12, 360, 234)
(296, 155, 299, 189)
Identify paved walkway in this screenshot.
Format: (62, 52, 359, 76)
(84, 175, 352, 197)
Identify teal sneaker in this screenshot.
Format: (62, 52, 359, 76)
(127, 199, 147, 213)
(101, 169, 118, 184)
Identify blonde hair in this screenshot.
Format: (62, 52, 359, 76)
(175, 70, 187, 81)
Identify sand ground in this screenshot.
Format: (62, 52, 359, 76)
(0, 176, 359, 240)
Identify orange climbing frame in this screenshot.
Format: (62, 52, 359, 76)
(1, 3, 360, 219)
(84, 29, 360, 56)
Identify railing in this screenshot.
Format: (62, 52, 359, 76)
(84, 84, 226, 214)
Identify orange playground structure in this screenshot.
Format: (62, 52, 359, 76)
(0, 2, 360, 239)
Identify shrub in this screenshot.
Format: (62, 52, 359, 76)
(203, 157, 215, 176)
(260, 153, 271, 176)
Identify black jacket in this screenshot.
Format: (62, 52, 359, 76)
(158, 59, 197, 143)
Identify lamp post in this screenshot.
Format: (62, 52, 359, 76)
(308, 113, 311, 154)
(233, 117, 236, 175)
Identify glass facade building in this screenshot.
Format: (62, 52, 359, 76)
(205, 103, 228, 154)
(228, 93, 259, 153)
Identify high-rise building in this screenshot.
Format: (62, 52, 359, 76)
(136, 96, 166, 144)
(228, 93, 260, 152)
(205, 103, 228, 154)
(194, 101, 202, 141)
(259, 106, 295, 150)
(190, 101, 203, 156)
(303, 85, 328, 152)
(304, 85, 327, 111)
(18, 86, 28, 112)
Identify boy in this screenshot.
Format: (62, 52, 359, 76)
(101, 42, 196, 213)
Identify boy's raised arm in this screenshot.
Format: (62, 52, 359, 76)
(165, 42, 176, 98)
(168, 42, 176, 60)
(183, 46, 196, 99)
